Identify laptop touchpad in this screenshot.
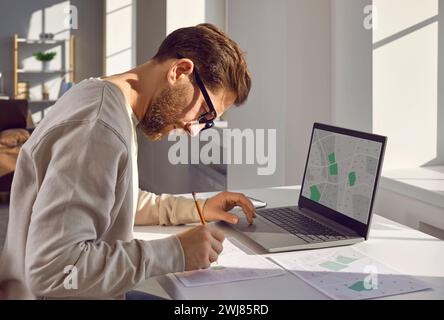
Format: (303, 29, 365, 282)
(230, 209, 307, 248)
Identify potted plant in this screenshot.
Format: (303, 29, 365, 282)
(33, 51, 57, 71)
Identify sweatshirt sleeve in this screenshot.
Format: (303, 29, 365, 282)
(24, 121, 185, 299)
(134, 190, 207, 226)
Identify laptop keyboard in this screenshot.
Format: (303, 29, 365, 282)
(257, 207, 349, 243)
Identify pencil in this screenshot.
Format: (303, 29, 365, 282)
(192, 192, 220, 265)
(192, 192, 206, 225)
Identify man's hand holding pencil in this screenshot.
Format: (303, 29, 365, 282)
(177, 191, 256, 271)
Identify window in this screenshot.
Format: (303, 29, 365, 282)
(105, 0, 136, 75)
(373, 0, 442, 170)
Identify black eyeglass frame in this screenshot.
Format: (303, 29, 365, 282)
(176, 54, 217, 131)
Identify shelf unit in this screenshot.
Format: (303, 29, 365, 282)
(27, 100, 57, 104)
(13, 33, 75, 105)
(17, 69, 72, 74)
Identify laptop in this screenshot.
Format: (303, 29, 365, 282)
(230, 123, 387, 252)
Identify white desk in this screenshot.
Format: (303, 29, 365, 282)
(133, 186, 444, 300)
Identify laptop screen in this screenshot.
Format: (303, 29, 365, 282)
(301, 127, 383, 224)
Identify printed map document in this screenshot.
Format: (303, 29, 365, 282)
(270, 246, 430, 300)
(174, 238, 286, 287)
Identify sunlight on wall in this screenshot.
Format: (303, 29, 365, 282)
(45, 1, 71, 39)
(25, 1, 71, 125)
(27, 1, 70, 39)
(373, 0, 439, 170)
(105, 0, 136, 75)
(373, 0, 439, 42)
(27, 9, 43, 40)
(167, 0, 206, 35)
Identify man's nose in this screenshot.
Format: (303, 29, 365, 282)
(185, 121, 205, 137)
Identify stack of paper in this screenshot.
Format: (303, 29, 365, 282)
(174, 238, 286, 287)
(270, 246, 430, 300)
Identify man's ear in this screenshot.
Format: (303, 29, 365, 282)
(167, 58, 194, 85)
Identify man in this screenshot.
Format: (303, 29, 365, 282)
(0, 23, 254, 299)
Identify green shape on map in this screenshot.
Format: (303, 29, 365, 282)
(349, 281, 373, 292)
(310, 185, 321, 202)
(348, 172, 356, 187)
(336, 255, 357, 265)
(329, 164, 338, 176)
(328, 152, 336, 164)
(319, 261, 347, 271)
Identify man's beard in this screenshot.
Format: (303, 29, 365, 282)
(139, 84, 190, 141)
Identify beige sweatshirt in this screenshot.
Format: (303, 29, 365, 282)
(0, 78, 204, 299)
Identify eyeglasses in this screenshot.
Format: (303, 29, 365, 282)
(177, 54, 217, 132)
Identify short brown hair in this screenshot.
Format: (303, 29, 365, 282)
(153, 23, 251, 106)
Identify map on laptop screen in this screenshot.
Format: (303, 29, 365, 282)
(301, 128, 382, 224)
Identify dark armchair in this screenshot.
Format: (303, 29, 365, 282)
(0, 100, 32, 202)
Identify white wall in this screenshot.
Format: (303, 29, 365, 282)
(205, 0, 226, 31)
(105, 0, 136, 75)
(438, 0, 444, 166)
(0, 0, 104, 97)
(135, 0, 167, 63)
(167, 0, 205, 35)
(331, 0, 373, 133)
(226, 0, 371, 189)
(373, 0, 441, 170)
(285, 0, 333, 185)
(225, 0, 288, 189)
(71, 0, 104, 81)
(167, 0, 226, 35)
(135, 0, 374, 192)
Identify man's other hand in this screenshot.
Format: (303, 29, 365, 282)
(203, 191, 256, 225)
